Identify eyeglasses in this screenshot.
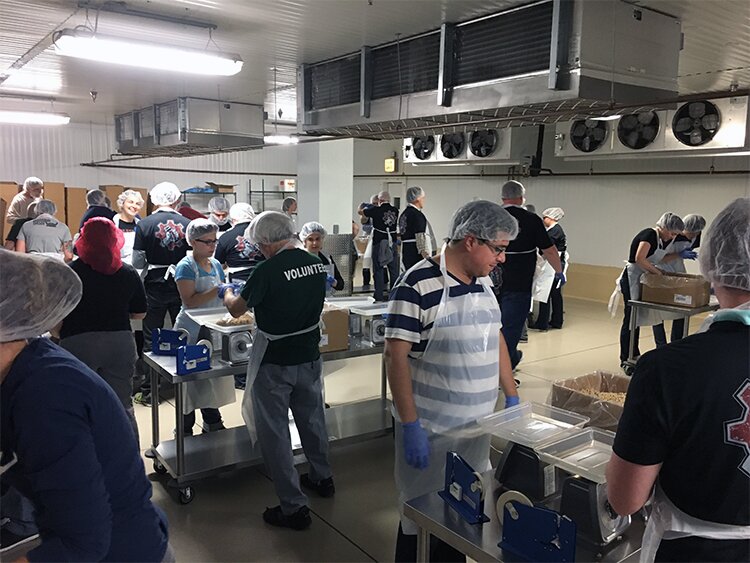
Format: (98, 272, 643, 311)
(194, 238, 218, 246)
(477, 238, 507, 256)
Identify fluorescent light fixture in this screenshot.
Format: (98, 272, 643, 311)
(264, 135, 299, 145)
(53, 29, 243, 76)
(589, 114, 622, 122)
(0, 110, 70, 125)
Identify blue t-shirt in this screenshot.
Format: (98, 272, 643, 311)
(174, 256, 225, 284)
(0, 339, 169, 562)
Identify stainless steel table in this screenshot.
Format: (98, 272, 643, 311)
(403, 472, 644, 563)
(143, 336, 388, 503)
(623, 299, 719, 374)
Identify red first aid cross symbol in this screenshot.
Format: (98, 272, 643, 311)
(725, 379, 750, 477)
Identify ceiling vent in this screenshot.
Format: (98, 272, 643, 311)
(298, 0, 681, 140)
(404, 127, 537, 165)
(554, 96, 749, 159)
(115, 97, 264, 157)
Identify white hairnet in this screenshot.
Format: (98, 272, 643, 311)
(281, 197, 297, 213)
(406, 186, 424, 204)
(448, 200, 519, 241)
(0, 250, 82, 342)
(117, 189, 144, 209)
(35, 199, 56, 216)
(86, 189, 106, 206)
(208, 196, 230, 213)
(23, 176, 43, 191)
(543, 207, 564, 221)
(656, 212, 684, 232)
(378, 191, 391, 203)
(299, 221, 327, 240)
(699, 198, 750, 292)
(501, 180, 525, 199)
(248, 211, 295, 245)
(229, 202, 255, 223)
(186, 218, 218, 246)
(370, 194, 379, 204)
(683, 214, 706, 233)
(150, 182, 182, 206)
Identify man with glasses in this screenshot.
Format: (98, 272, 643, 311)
(132, 182, 191, 407)
(499, 181, 563, 376)
(385, 200, 520, 561)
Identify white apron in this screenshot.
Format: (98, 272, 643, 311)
(640, 484, 750, 563)
(173, 257, 236, 414)
(362, 237, 373, 270)
(113, 213, 138, 265)
(531, 251, 569, 304)
(619, 230, 673, 327)
(395, 250, 501, 534)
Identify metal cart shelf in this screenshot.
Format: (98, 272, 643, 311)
(623, 299, 719, 374)
(144, 337, 388, 503)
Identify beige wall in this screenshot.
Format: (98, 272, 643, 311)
(566, 263, 623, 303)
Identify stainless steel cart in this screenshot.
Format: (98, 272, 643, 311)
(144, 337, 387, 503)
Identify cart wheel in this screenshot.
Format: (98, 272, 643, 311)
(179, 486, 194, 504)
(622, 364, 635, 376)
(153, 460, 167, 475)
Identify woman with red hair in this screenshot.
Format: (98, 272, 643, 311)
(60, 217, 147, 440)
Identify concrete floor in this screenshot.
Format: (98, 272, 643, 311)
(133, 297, 705, 562)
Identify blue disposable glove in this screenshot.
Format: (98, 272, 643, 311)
(217, 283, 242, 299)
(326, 275, 336, 289)
(505, 395, 520, 409)
(679, 249, 698, 260)
(402, 420, 430, 470)
(554, 271, 567, 287)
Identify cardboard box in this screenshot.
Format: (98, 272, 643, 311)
(65, 187, 89, 233)
(0, 182, 20, 223)
(0, 198, 6, 242)
(549, 371, 630, 432)
(641, 272, 710, 308)
(43, 182, 66, 224)
(319, 304, 349, 353)
(206, 182, 236, 194)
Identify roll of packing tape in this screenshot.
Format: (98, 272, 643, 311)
(196, 338, 213, 357)
(496, 490, 533, 524)
(471, 472, 485, 500)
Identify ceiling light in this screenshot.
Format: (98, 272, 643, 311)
(264, 135, 299, 145)
(589, 114, 622, 122)
(0, 110, 70, 125)
(53, 29, 243, 76)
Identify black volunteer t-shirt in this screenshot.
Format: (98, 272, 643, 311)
(614, 320, 750, 561)
(79, 206, 116, 230)
(318, 252, 344, 290)
(116, 217, 137, 233)
(547, 223, 567, 267)
(240, 248, 326, 365)
(363, 202, 399, 243)
(501, 205, 553, 293)
(61, 260, 147, 339)
(398, 205, 427, 241)
(627, 228, 665, 263)
(132, 210, 191, 284)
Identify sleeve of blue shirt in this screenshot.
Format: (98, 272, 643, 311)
(15, 362, 113, 561)
(173, 258, 196, 282)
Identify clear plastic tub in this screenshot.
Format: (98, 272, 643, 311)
(478, 402, 589, 449)
(536, 428, 615, 484)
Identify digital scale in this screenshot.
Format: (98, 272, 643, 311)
(186, 308, 255, 365)
(349, 302, 388, 345)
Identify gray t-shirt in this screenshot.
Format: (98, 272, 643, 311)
(17, 214, 72, 254)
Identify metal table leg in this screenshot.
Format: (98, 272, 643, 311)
(381, 354, 387, 431)
(416, 526, 429, 563)
(682, 315, 690, 338)
(150, 366, 160, 450)
(175, 382, 185, 477)
(628, 303, 638, 364)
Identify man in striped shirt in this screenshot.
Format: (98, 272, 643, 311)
(385, 200, 520, 562)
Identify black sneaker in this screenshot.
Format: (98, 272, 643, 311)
(300, 473, 335, 498)
(262, 506, 311, 530)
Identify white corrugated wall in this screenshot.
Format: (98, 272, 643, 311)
(0, 123, 298, 202)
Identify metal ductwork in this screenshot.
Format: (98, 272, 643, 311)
(115, 97, 264, 157)
(554, 95, 750, 159)
(297, 0, 682, 140)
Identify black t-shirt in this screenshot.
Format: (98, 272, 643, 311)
(398, 205, 427, 240)
(500, 205, 553, 292)
(6, 217, 32, 242)
(614, 320, 750, 559)
(363, 202, 399, 243)
(674, 232, 701, 250)
(546, 223, 567, 267)
(217, 222, 231, 232)
(133, 210, 191, 284)
(318, 252, 344, 290)
(627, 228, 666, 263)
(61, 260, 147, 339)
(79, 206, 116, 230)
(116, 217, 137, 233)
(214, 222, 265, 281)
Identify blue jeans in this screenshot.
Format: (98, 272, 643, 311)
(499, 291, 532, 369)
(372, 241, 399, 301)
